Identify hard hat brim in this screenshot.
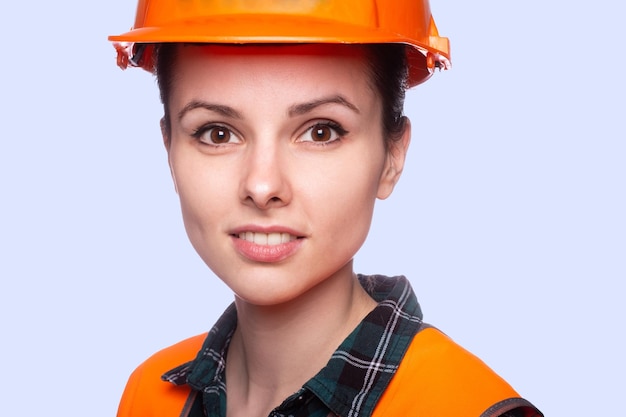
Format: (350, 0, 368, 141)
(109, 15, 449, 86)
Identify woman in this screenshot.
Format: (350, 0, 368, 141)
(110, 1, 542, 416)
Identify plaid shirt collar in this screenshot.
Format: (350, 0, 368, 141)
(162, 275, 423, 417)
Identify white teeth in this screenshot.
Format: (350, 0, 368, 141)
(238, 232, 296, 245)
(255, 233, 268, 245)
(267, 233, 281, 245)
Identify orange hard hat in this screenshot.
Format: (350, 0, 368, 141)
(109, 0, 450, 86)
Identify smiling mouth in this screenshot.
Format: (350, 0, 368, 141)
(237, 232, 299, 245)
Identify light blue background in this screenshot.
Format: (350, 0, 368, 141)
(1, 1, 624, 415)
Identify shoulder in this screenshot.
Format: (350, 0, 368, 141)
(117, 333, 207, 417)
(373, 326, 542, 417)
(136, 333, 208, 376)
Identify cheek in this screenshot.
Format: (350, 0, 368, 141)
(305, 154, 384, 242)
(170, 154, 227, 234)
(173, 164, 238, 272)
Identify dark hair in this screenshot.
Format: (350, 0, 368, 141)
(365, 44, 409, 147)
(155, 43, 409, 147)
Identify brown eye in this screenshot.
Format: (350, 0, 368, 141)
(194, 125, 241, 146)
(210, 127, 231, 143)
(299, 122, 347, 144)
(311, 125, 332, 142)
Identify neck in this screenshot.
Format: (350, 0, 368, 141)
(225, 263, 377, 417)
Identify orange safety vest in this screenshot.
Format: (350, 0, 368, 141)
(117, 327, 540, 417)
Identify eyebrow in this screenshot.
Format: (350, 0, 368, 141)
(288, 95, 361, 117)
(177, 94, 360, 122)
(177, 101, 243, 122)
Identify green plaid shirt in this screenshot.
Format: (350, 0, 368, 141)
(161, 275, 535, 417)
(162, 274, 422, 417)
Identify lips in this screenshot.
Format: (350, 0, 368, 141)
(232, 228, 304, 262)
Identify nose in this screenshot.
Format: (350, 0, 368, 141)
(240, 141, 292, 210)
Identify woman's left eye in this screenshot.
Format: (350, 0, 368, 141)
(299, 122, 347, 144)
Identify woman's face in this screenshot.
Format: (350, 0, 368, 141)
(165, 44, 409, 306)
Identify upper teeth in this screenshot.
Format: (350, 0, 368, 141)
(238, 232, 297, 245)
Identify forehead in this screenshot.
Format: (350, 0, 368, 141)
(168, 44, 375, 100)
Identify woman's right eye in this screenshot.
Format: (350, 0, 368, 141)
(193, 125, 242, 145)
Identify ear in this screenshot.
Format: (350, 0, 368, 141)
(161, 117, 178, 194)
(161, 117, 171, 150)
(377, 117, 411, 200)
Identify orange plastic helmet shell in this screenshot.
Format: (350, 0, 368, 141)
(109, 0, 450, 86)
